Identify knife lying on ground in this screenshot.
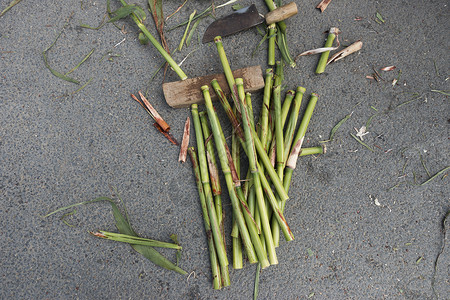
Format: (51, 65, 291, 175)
(202, 2, 298, 43)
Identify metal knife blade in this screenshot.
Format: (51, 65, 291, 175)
(202, 4, 265, 44)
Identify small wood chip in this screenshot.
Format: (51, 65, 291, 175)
(153, 123, 179, 145)
(178, 117, 190, 162)
(316, 0, 333, 12)
(381, 65, 396, 71)
(138, 91, 170, 132)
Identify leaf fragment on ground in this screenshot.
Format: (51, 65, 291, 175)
(327, 112, 352, 141)
(179, 117, 190, 163)
(375, 12, 385, 23)
(0, 0, 23, 17)
(350, 133, 374, 152)
(327, 40, 362, 65)
(44, 196, 187, 275)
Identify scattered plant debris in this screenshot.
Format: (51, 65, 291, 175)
(44, 196, 187, 275)
(179, 117, 190, 162)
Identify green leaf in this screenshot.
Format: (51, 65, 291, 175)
(232, 4, 244, 10)
(186, 18, 202, 47)
(376, 12, 385, 23)
(44, 196, 187, 275)
(108, 5, 146, 23)
(328, 112, 352, 141)
(0, 0, 23, 17)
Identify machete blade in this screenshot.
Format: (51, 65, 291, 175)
(202, 4, 265, 44)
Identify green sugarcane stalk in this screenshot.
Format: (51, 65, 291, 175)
(191, 105, 229, 271)
(237, 80, 278, 265)
(211, 79, 290, 205)
(268, 89, 294, 169)
(188, 148, 222, 289)
(119, 0, 187, 80)
(231, 113, 243, 269)
(316, 28, 337, 74)
(267, 24, 277, 66)
(283, 93, 319, 209)
(198, 114, 230, 287)
(300, 145, 325, 156)
(260, 68, 274, 150)
(271, 86, 305, 246)
(214, 36, 240, 111)
(201, 87, 262, 265)
(273, 62, 284, 180)
(92, 231, 181, 249)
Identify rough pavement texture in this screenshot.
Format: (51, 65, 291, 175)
(1, 0, 448, 299)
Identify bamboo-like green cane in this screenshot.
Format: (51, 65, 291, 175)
(199, 113, 223, 230)
(271, 86, 305, 246)
(283, 87, 306, 166)
(188, 147, 222, 290)
(300, 145, 325, 156)
(119, 0, 187, 80)
(263, 0, 287, 33)
(316, 28, 338, 74)
(267, 24, 277, 66)
(284, 93, 319, 204)
(201, 86, 261, 265)
(237, 80, 277, 265)
(268, 89, 294, 169)
(191, 105, 229, 271)
(231, 112, 243, 270)
(92, 231, 182, 249)
(210, 79, 290, 204)
(214, 36, 240, 111)
(198, 113, 230, 287)
(273, 62, 284, 180)
(260, 68, 274, 151)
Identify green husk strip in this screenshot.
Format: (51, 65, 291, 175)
(237, 79, 277, 266)
(263, 0, 287, 33)
(268, 24, 277, 66)
(254, 263, 262, 300)
(350, 133, 375, 152)
(316, 28, 337, 74)
(188, 148, 222, 289)
(65, 48, 95, 75)
(0, 0, 22, 17)
(273, 62, 285, 180)
(91, 231, 181, 249)
(214, 36, 240, 112)
(277, 29, 296, 67)
(191, 104, 229, 271)
(119, 0, 188, 80)
(201, 88, 259, 264)
(45, 196, 187, 275)
(178, 10, 196, 51)
(186, 18, 202, 47)
(420, 166, 450, 186)
(232, 214, 243, 269)
(42, 15, 80, 85)
(327, 112, 352, 141)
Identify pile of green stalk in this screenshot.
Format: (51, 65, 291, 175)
(188, 36, 324, 289)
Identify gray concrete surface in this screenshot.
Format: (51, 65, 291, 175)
(1, 0, 449, 299)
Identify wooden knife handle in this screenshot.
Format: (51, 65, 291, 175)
(265, 2, 298, 24)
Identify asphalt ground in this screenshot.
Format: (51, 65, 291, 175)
(0, 0, 449, 299)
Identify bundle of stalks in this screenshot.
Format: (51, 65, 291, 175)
(188, 36, 325, 288)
